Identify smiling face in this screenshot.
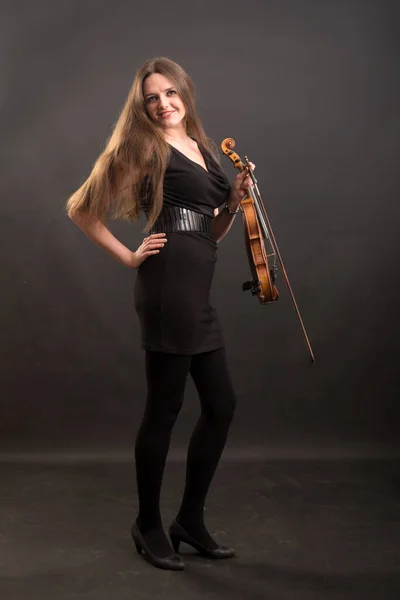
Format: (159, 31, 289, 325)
(142, 73, 186, 134)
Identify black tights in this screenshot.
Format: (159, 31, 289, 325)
(134, 347, 236, 555)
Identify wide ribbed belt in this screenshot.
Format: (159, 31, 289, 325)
(149, 205, 213, 234)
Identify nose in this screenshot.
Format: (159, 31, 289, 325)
(158, 95, 171, 110)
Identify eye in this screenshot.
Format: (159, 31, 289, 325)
(145, 90, 177, 103)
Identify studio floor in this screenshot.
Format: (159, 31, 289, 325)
(0, 458, 399, 600)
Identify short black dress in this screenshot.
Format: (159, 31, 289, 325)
(133, 142, 232, 355)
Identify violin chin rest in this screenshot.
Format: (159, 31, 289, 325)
(242, 279, 260, 295)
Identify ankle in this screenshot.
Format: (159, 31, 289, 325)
(136, 515, 163, 534)
(175, 512, 203, 529)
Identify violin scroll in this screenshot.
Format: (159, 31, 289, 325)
(221, 138, 244, 171)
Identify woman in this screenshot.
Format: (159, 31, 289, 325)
(66, 57, 254, 571)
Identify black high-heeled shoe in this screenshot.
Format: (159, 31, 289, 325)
(131, 522, 185, 570)
(169, 520, 235, 559)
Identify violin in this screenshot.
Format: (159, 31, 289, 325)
(221, 137, 315, 363)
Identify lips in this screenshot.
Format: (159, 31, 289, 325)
(159, 111, 175, 118)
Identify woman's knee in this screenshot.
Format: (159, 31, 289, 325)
(202, 390, 236, 424)
(144, 393, 184, 429)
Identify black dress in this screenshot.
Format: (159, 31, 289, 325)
(133, 142, 231, 355)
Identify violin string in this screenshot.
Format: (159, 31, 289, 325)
(248, 182, 277, 268)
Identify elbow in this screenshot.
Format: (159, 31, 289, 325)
(68, 209, 89, 225)
(68, 212, 82, 226)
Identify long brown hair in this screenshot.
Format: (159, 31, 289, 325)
(65, 56, 220, 232)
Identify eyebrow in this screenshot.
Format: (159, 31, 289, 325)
(144, 87, 175, 98)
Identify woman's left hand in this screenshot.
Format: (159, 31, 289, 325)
(228, 162, 256, 209)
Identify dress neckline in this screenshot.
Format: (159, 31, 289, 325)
(167, 141, 210, 174)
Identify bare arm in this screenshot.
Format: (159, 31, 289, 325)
(71, 215, 136, 267)
(212, 202, 239, 243)
(70, 166, 166, 269)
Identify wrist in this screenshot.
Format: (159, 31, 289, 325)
(227, 190, 244, 210)
(127, 251, 139, 269)
(224, 191, 243, 214)
(223, 201, 240, 216)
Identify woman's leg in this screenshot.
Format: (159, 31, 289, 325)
(175, 347, 236, 548)
(134, 350, 191, 556)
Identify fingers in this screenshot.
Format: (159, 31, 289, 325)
(146, 238, 167, 247)
(145, 233, 167, 242)
(243, 162, 255, 174)
(241, 165, 254, 188)
(144, 233, 167, 247)
(241, 162, 255, 178)
(140, 232, 167, 258)
(245, 163, 255, 176)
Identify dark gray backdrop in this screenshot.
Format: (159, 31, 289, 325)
(1, 0, 399, 458)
